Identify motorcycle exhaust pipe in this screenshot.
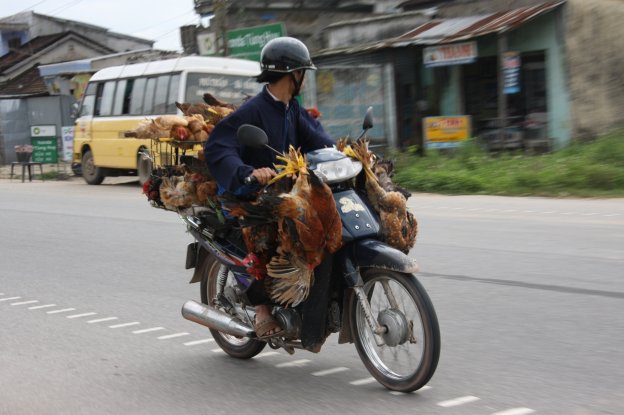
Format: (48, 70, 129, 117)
(181, 300, 255, 338)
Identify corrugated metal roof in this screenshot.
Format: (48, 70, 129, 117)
(315, 1, 565, 58)
(396, 1, 565, 45)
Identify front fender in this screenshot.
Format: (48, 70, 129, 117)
(335, 239, 419, 286)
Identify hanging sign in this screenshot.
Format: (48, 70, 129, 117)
(227, 23, 286, 61)
(424, 42, 477, 67)
(503, 51, 521, 94)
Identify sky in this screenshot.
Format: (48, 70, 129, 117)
(0, 0, 205, 52)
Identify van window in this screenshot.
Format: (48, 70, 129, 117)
(185, 73, 259, 103)
(153, 75, 170, 114)
(143, 78, 157, 115)
(130, 77, 147, 115)
(166, 74, 181, 113)
(79, 82, 97, 116)
(112, 79, 128, 115)
(97, 80, 116, 116)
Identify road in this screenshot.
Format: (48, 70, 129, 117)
(1, 177, 623, 415)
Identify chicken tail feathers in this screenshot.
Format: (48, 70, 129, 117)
(265, 254, 314, 307)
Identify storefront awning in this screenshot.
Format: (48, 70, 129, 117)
(394, 1, 565, 46)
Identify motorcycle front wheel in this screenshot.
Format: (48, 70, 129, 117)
(350, 268, 440, 392)
(200, 255, 266, 359)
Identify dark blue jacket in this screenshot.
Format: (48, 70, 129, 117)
(204, 85, 334, 193)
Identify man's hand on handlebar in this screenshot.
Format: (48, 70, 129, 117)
(250, 167, 276, 185)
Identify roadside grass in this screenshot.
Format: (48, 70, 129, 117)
(393, 129, 624, 197)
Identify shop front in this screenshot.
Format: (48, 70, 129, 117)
(400, 1, 569, 151)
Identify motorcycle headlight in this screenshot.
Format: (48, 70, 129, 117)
(313, 157, 362, 184)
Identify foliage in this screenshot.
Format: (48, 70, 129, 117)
(394, 130, 624, 197)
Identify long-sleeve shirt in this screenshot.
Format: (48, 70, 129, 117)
(204, 85, 334, 193)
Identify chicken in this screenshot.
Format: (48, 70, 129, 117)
(351, 140, 417, 254)
(159, 176, 197, 210)
(373, 159, 412, 200)
(203, 93, 237, 110)
(240, 223, 278, 280)
(309, 171, 342, 253)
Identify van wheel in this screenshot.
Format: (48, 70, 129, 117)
(137, 150, 152, 186)
(82, 150, 104, 185)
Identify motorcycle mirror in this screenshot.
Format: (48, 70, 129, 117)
(362, 106, 374, 130)
(356, 107, 374, 140)
(237, 124, 281, 156)
(237, 124, 268, 148)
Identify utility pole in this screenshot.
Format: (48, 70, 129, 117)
(213, 0, 229, 56)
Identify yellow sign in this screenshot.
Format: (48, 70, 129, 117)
(424, 116, 471, 149)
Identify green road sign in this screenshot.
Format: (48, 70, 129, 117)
(227, 23, 286, 61)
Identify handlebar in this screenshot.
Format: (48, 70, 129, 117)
(244, 175, 258, 185)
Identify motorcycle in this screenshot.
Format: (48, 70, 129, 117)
(180, 109, 440, 392)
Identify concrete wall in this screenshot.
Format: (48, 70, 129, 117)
(565, 0, 624, 139)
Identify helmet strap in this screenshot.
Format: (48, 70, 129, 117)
(290, 71, 305, 99)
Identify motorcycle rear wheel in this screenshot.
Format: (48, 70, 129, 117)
(200, 256, 266, 359)
(350, 268, 440, 392)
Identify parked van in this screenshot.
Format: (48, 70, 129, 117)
(73, 56, 261, 185)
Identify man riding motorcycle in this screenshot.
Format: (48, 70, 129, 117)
(203, 36, 334, 350)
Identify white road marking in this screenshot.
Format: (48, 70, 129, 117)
(11, 300, 39, 306)
(47, 308, 76, 314)
(0, 296, 22, 302)
(349, 377, 376, 386)
(390, 385, 432, 395)
(157, 332, 190, 340)
(0, 293, 4, 295)
(67, 312, 98, 319)
(183, 338, 215, 346)
(211, 348, 224, 353)
(275, 359, 310, 368)
(87, 317, 119, 324)
(491, 408, 535, 415)
(132, 327, 165, 334)
(254, 351, 279, 358)
(312, 367, 349, 376)
(437, 396, 480, 407)
(109, 322, 140, 329)
(28, 304, 56, 310)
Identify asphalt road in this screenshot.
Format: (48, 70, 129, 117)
(1, 177, 623, 415)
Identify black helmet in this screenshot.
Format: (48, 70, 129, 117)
(259, 37, 316, 74)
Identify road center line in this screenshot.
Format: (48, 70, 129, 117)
(47, 308, 76, 314)
(254, 351, 279, 358)
(275, 359, 310, 368)
(390, 385, 432, 395)
(11, 300, 39, 306)
(28, 304, 56, 310)
(349, 377, 376, 385)
(491, 408, 535, 415)
(67, 312, 98, 319)
(132, 327, 165, 334)
(437, 396, 480, 407)
(87, 317, 119, 324)
(157, 332, 190, 340)
(183, 338, 215, 346)
(0, 296, 22, 302)
(312, 367, 350, 376)
(109, 322, 140, 329)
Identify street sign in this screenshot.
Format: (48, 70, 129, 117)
(227, 23, 286, 61)
(424, 42, 477, 67)
(31, 124, 58, 163)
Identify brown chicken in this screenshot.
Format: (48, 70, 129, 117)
(351, 140, 417, 254)
(309, 171, 342, 253)
(373, 159, 412, 200)
(159, 176, 197, 210)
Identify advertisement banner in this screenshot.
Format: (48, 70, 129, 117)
(227, 23, 286, 61)
(424, 42, 477, 67)
(61, 126, 74, 162)
(503, 51, 521, 94)
(424, 116, 472, 149)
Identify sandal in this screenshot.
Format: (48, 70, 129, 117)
(254, 315, 284, 339)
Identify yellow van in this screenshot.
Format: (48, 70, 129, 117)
(73, 56, 261, 185)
